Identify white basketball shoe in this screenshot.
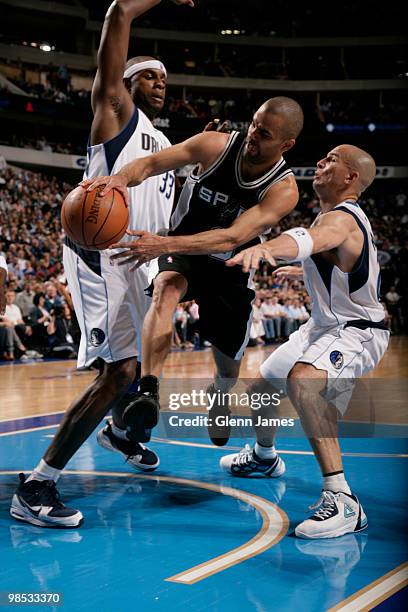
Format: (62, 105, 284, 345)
(295, 490, 368, 539)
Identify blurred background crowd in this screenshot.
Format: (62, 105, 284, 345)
(0, 0, 406, 361)
(1, 164, 406, 362)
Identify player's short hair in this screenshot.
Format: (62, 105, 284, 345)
(263, 97, 304, 140)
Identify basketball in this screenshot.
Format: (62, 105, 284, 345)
(61, 185, 129, 251)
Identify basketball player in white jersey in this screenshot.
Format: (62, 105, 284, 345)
(82, 97, 304, 449)
(10, 0, 194, 528)
(221, 144, 390, 538)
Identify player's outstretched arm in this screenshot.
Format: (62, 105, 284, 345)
(92, 1, 158, 141)
(80, 131, 228, 195)
(91, 0, 194, 142)
(226, 210, 355, 272)
(108, 174, 298, 268)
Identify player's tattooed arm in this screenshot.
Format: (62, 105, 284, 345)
(91, 0, 195, 142)
(91, 1, 157, 137)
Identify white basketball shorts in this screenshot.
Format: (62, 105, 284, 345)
(63, 244, 154, 368)
(260, 318, 389, 415)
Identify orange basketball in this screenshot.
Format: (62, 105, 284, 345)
(61, 185, 129, 251)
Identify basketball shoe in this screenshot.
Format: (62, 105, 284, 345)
(295, 490, 368, 539)
(97, 421, 159, 471)
(207, 383, 232, 446)
(220, 444, 286, 477)
(10, 474, 83, 528)
(122, 375, 160, 443)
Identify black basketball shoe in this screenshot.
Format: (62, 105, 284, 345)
(206, 383, 232, 446)
(123, 375, 160, 443)
(97, 421, 159, 471)
(10, 474, 83, 528)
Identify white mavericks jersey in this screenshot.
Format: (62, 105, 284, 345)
(84, 106, 174, 241)
(63, 106, 175, 367)
(302, 200, 385, 327)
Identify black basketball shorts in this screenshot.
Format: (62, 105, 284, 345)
(148, 253, 255, 360)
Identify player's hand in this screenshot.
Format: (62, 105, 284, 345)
(273, 265, 303, 281)
(204, 119, 232, 133)
(109, 230, 169, 271)
(170, 0, 195, 6)
(226, 245, 277, 273)
(79, 175, 129, 205)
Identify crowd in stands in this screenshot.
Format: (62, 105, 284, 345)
(80, 0, 402, 38)
(316, 96, 407, 127)
(6, 61, 90, 105)
(0, 166, 79, 360)
(26, 0, 400, 38)
(0, 164, 407, 362)
(1, 81, 405, 158)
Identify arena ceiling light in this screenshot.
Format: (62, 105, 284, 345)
(39, 43, 55, 52)
(220, 29, 242, 35)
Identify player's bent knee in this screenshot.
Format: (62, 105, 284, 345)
(288, 362, 326, 380)
(287, 363, 327, 410)
(247, 375, 280, 397)
(152, 273, 187, 308)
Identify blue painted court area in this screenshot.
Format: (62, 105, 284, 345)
(0, 416, 407, 612)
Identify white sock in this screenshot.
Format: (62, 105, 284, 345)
(255, 442, 277, 460)
(323, 472, 351, 495)
(111, 421, 129, 441)
(26, 459, 61, 483)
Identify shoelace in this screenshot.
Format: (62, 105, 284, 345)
(235, 444, 254, 466)
(39, 481, 64, 509)
(308, 490, 337, 519)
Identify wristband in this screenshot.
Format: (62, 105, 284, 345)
(282, 227, 314, 261)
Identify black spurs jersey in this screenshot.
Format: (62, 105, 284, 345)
(169, 130, 293, 259)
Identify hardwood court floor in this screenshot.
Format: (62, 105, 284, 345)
(0, 336, 406, 424)
(0, 338, 407, 611)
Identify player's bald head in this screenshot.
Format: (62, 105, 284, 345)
(337, 144, 377, 194)
(261, 97, 304, 140)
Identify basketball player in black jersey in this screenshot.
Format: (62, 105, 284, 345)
(83, 97, 304, 447)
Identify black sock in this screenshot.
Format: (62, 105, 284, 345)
(139, 375, 159, 395)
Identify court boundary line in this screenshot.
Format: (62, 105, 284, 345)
(0, 425, 60, 437)
(329, 561, 408, 611)
(0, 425, 407, 458)
(0, 469, 288, 584)
(0, 410, 66, 423)
(151, 437, 408, 458)
(1, 410, 407, 429)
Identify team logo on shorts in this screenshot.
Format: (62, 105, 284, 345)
(330, 350, 344, 369)
(167, 256, 173, 263)
(89, 328, 105, 347)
